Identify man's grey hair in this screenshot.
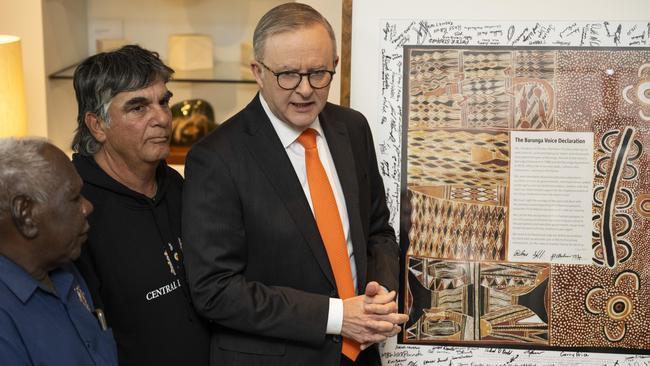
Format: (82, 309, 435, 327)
(253, 2, 337, 62)
(71, 45, 174, 156)
(0, 138, 54, 220)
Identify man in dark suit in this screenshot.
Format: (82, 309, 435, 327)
(182, 3, 408, 365)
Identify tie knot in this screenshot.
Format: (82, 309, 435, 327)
(297, 128, 318, 150)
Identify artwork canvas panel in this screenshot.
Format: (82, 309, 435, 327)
(400, 44, 650, 354)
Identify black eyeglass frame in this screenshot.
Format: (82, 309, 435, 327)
(257, 60, 336, 90)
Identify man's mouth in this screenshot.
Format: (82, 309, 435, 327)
(148, 136, 169, 143)
(291, 101, 314, 109)
(80, 223, 89, 238)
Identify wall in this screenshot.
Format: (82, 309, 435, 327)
(43, 0, 88, 150)
(350, 1, 649, 364)
(86, 0, 284, 62)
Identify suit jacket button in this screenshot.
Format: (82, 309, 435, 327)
(332, 335, 341, 343)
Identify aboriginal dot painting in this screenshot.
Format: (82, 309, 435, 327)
(401, 46, 650, 353)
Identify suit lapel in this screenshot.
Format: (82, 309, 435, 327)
(320, 106, 367, 292)
(243, 96, 336, 288)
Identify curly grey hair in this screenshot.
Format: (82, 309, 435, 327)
(0, 138, 54, 220)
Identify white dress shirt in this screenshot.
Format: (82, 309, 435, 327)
(260, 94, 356, 335)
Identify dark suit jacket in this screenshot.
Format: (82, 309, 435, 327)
(182, 94, 399, 366)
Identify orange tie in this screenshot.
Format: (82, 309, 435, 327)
(297, 128, 360, 361)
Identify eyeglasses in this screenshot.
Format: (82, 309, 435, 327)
(257, 60, 335, 90)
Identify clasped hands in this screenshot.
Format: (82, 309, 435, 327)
(341, 281, 409, 350)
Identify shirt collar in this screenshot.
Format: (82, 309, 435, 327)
(0, 255, 39, 303)
(0, 255, 75, 303)
(259, 93, 324, 148)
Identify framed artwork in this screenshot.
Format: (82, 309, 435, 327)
(401, 52, 648, 352)
(396, 31, 650, 355)
(340, 12, 650, 362)
(345, 0, 650, 361)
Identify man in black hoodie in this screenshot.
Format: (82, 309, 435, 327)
(70, 45, 210, 366)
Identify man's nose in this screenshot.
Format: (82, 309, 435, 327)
(294, 75, 314, 95)
(152, 104, 172, 127)
(81, 196, 94, 217)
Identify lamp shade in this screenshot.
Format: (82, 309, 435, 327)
(0, 35, 27, 137)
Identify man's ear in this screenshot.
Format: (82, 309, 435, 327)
(85, 112, 107, 143)
(333, 56, 339, 69)
(11, 195, 38, 239)
(251, 62, 264, 89)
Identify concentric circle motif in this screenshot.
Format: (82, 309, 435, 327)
(606, 295, 633, 321)
(636, 81, 650, 104)
(583, 270, 639, 343)
(635, 194, 650, 218)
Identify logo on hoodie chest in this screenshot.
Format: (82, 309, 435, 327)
(145, 278, 182, 301)
(163, 237, 184, 275)
(144, 237, 185, 301)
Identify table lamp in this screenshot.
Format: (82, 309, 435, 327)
(0, 35, 27, 137)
